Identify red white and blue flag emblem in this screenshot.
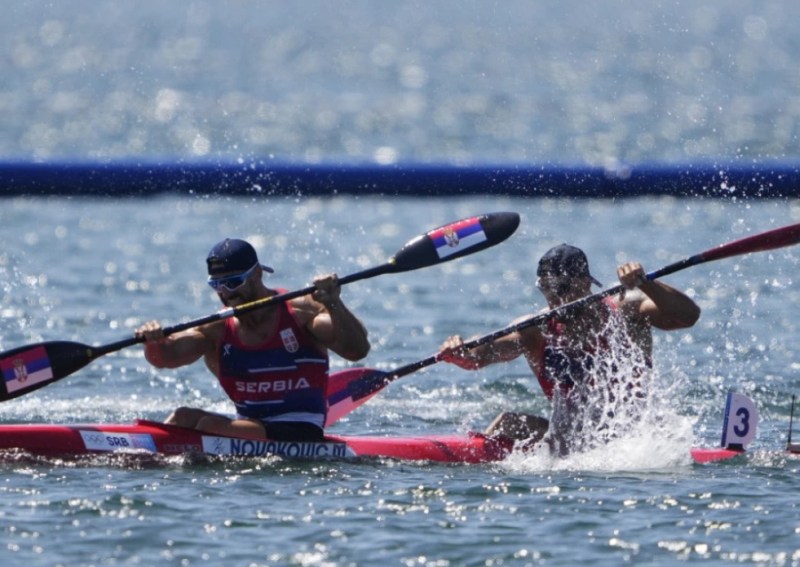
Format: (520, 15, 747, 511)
(428, 217, 487, 259)
(1, 346, 54, 394)
(280, 328, 300, 353)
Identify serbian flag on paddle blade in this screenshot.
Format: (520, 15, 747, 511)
(428, 217, 487, 259)
(1, 346, 54, 394)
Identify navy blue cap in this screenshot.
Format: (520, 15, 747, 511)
(206, 238, 274, 276)
(537, 244, 601, 286)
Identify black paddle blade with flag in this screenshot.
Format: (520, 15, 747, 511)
(388, 212, 520, 273)
(0, 211, 520, 402)
(0, 341, 98, 400)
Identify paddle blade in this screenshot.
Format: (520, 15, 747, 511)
(325, 367, 391, 426)
(389, 212, 520, 273)
(0, 341, 96, 401)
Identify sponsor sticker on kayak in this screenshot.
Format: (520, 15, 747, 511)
(428, 217, 487, 259)
(201, 435, 356, 458)
(79, 430, 158, 453)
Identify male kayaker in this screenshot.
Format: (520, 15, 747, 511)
(135, 238, 370, 441)
(438, 244, 700, 456)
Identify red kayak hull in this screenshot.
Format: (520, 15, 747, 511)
(0, 420, 748, 464)
(0, 420, 514, 463)
(689, 447, 746, 463)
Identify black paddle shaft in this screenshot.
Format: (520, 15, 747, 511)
(101, 211, 521, 346)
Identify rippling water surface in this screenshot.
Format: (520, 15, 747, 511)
(1, 197, 800, 565)
(4, 1, 800, 164)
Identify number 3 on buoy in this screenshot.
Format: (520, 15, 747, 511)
(721, 391, 759, 450)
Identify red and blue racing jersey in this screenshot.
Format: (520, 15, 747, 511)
(216, 296, 329, 428)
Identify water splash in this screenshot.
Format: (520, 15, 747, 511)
(501, 409, 697, 473)
(501, 297, 700, 471)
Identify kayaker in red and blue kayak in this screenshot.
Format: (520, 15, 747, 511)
(438, 243, 701, 456)
(135, 238, 370, 442)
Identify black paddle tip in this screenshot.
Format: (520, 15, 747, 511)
(479, 211, 520, 244)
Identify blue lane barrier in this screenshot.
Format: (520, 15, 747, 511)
(1, 161, 799, 198)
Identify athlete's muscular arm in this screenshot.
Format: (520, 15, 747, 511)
(617, 262, 701, 330)
(438, 316, 543, 370)
(135, 321, 216, 369)
(294, 273, 370, 361)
